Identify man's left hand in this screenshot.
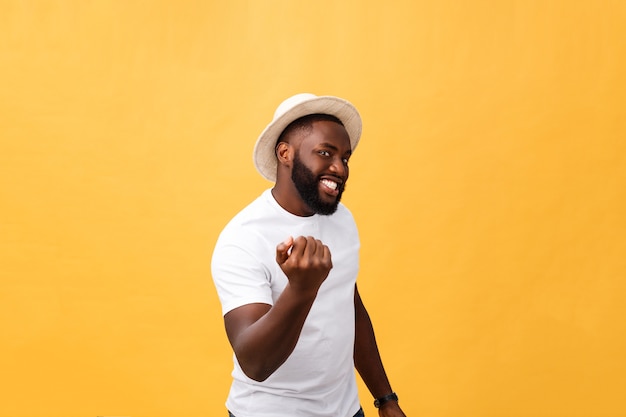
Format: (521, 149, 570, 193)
(378, 400, 407, 417)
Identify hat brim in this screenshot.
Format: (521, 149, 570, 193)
(253, 96, 362, 182)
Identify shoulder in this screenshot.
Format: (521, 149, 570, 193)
(213, 189, 285, 258)
(217, 190, 275, 235)
(211, 192, 276, 277)
(328, 202, 358, 230)
(335, 202, 355, 220)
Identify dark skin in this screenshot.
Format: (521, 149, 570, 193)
(224, 120, 406, 416)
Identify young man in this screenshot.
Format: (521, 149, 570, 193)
(211, 93, 407, 417)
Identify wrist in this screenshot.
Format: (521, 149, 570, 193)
(374, 392, 398, 408)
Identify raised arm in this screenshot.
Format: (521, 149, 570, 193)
(354, 285, 407, 416)
(223, 236, 331, 381)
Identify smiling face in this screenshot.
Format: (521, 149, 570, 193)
(274, 115, 352, 216)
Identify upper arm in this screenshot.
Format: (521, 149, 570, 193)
(213, 235, 276, 355)
(354, 284, 374, 342)
(212, 237, 274, 315)
(223, 302, 271, 350)
(354, 284, 367, 317)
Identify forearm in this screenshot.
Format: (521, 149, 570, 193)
(354, 289, 393, 398)
(228, 283, 317, 381)
(354, 289, 407, 416)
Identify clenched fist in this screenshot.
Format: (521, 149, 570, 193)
(275, 236, 333, 295)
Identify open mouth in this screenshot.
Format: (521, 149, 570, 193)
(320, 178, 341, 196)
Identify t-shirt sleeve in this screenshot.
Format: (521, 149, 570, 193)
(211, 238, 274, 316)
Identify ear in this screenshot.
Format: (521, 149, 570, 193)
(275, 141, 293, 168)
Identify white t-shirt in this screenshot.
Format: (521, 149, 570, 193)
(211, 189, 361, 417)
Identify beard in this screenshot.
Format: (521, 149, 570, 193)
(291, 153, 345, 215)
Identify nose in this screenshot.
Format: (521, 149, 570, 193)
(329, 155, 348, 179)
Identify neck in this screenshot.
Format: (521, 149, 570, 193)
(271, 182, 315, 217)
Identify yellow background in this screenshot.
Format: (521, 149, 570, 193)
(1, 1, 625, 416)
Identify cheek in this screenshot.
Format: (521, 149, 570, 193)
(309, 159, 327, 173)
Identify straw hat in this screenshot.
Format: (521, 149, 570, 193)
(253, 93, 362, 182)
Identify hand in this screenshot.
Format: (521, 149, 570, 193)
(378, 401, 407, 417)
(276, 236, 332, 295)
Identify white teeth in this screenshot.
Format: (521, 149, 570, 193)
(321, 179, 338, 190)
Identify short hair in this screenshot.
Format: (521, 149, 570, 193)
(276, 114, 344, 150)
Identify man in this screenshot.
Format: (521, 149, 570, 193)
(211, 93, 407, 417)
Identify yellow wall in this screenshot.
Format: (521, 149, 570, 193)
(1, 1, 625, 416)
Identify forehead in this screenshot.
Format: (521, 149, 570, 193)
(298, 120, 351, 152)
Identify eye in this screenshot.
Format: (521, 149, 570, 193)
(342, 157, 349, 165)
(318, 150, 330, 157)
